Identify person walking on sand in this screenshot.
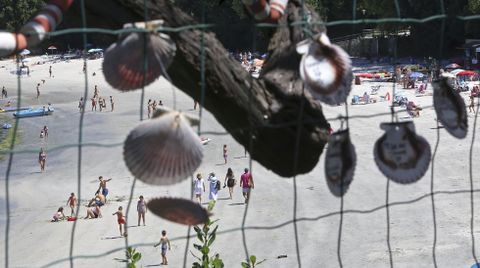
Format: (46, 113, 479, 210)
(147, 99, 152, 119)
(93, 85, 99, 99)
(137, 195, 147, 226)
(43, 125, 48, 139)
(193, 100, 198, 110)
(66, 192, 77, 216)
(240, 168, 254, 204)
(223, 168, 236, 199)
(208, 172, 220, 201)
(97, 176, 112, 202)
(36, 83, 40, 99)
(193, 173, 205, 203)
(98, 97, 104, 112)
(113, 206, 126, 236)
(110, 96, 115, 112)
(91, 97, 97, 111)
(39, 148, 47, 172)
(152, 100, 157, 112)
(1, 86, 6, 98)
(78, 97, 84, 112)
(49, 65, 52, 78)
(223, 144, 228, 164)
(154, 230, 171, 265)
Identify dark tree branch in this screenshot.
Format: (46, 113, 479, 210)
(68, 0, 329, 177)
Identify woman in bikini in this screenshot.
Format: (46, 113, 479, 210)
(38, 148, 47, 172)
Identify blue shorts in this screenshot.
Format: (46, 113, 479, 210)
(95, 200, 104, 207)
(102, 188, 109, 197)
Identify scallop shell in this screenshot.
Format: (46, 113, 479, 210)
(432, 78, 468, 139)
(123, 110, 203, 185)
(374, 121, 431, 184)
(297, 33, 353, 105)
(147, 197, 210, 225)
(324, 129, 356, 196)
(103, 20, 176, 91)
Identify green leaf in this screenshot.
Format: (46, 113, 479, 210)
(207, 232, 216, 247)
(196, 231, 204, 243)
(209, 226, 219, 239)
(201, 246, 210, 255)
(132, 252, 141, 262)
(207, 200, 216, 211)
(241, 262, 249, 268)
(127, 263, 136, 268)
(250, 255, 256, 264)
(193, 243, 202, 251)
(192, 262, 202, 268)
(193, 226, 202, 235)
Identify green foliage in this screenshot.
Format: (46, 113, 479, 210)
(241, 255, 266, 268)
(114, 247, 142, 268)
(0, 0, 45, 31)
(191, 201, 224, 268)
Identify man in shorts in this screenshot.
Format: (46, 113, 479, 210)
(97, 176, 112, 202)
(240, 168, 254, 204)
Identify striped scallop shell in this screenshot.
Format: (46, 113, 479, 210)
(103, 27, 176, 91)
(147, 197, 210, 225)
(374, 121, 431, 184)
(123, 110, 203, 185)
(297, 33, 353, 105)
(324, 129, 356, 196)
(432, 78, 468, 139)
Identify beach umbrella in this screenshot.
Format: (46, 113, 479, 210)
(19, 49, 30, 56)
(456, 70, 477, 76)
(409, 72, 424, 78)
(48, 45, 57, 50)
(87, 48, 103, 53)
(450, 69, 465, 76)
(445, 63, 461, 69)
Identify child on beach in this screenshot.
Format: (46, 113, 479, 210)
(223, 144, 228, 164)
(66, 193, 77, 216)
(137, 195, 147, 226)
(40, 130, 44, 139)
(154, 230, 171, 265)
(112, 206, 126, 237)
(52, 207, 65, 222)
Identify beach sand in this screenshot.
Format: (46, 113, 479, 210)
(0, 58, 479, 267)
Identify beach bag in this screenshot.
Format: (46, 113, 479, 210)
(216, 180, 221, 190)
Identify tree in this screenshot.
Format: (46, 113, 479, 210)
(0, 0, 45, 31)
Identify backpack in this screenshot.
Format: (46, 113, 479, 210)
(216, 180, 221, 191)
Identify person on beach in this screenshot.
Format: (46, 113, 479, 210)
(154, 230, 171, 265)
(137, 195, 147, 226)
(82, 62, 86, 73)
(98, 98, 104, 112)
(97, 176, 112, 202)
(49, 65, 52, 78)
(193, 101, 198, 110)
(223, 144, 228, 164)
(223, 168, 236, 199)
(240, 168, 254, 204)
(193, 173, 206, 203)
(110, 96, 115, 112)
(93, 85, 99, 99)
(40, 130, 44, 139)
(43, 125, 48, 139)
(159, 100, 163, 106)
(78, 97, 84, 112)
(38, 148, 47, 172)
(85, 204, 102, 219)
(88, 191, 106, 207)
(152, 100, 157, 112)
(469, 95, 475, 113)
(208, 172, 220, 201)
(1, 86, 6, 98)
(36, 83, 40, 99)
(91, 98, 97, 111)
(52, 207, 66, 222)
(147, 99, 152, 119)
(66, 192, 77, 216)
(112, 206, 126, 236)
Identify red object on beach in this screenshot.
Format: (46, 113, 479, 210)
(67, 217, 77, 221)
(456, 70, 477, 76)
(355, 73, 374, 78)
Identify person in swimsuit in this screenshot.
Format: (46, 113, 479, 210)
(66, 192, 77, 216)
(78, 97, 84, 112)
(49, 65, 52, 77)
(97, 176, 112, 202)
(147, 99, 152, 119)
(38, 148, 47, 172)
(109, 96, 114, 112)
(137, 195, 147, 226)
(223, 168, 236, 199)
(223, 144, 228, 164)
(43, 125, 48, 139)
(87, 191, 106, 207)
(193, 173, 205, 203)
(240, 168, 254, 204)
(93, 85, 99, 99)
(85, 205, 101, 219)
(52, 207, 65, 222)
(112, 206, 126, 236)
(469, 95, 475, 113)
(154, 230, 171, 265)
(91, 98, 97, 111)
(36, 83, 40, 99)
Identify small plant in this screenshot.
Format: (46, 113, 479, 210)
(241, 255, 266, 268)
(191, 201, 224, 268)
(114, 246, 142, 268)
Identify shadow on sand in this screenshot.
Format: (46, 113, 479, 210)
(228, 202, 245, 206)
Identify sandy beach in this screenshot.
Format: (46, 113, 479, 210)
(0, 57, 479, 268)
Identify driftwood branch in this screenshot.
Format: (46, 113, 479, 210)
(68, 0, 329, 177)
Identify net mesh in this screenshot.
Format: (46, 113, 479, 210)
(1, 0, 480, 267)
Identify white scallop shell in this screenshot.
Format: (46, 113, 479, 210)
(324, 128, 356, 196)
(103, 21, 176, 91)
(432, 78, 468, 139)
(297, 33, 353, 105)
(123, 110, 203, 185)
(374, 121, 431, 184)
